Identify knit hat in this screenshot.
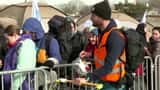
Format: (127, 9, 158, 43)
(48, 15, 65, 30)
(91, 1, 111, 20)
(90, 28, 98, 36)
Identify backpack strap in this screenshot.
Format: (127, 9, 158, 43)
(114, 30, 127, 62)
(44, 34, 52, 56)
(115, 30, 126, 42)
(99, 27, 117, 47)
(15, 41, 23, 57)
(113, 30, 127, 84)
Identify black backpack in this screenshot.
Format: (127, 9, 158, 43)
(118, 28, 145, 88)
(122, 28, 145, 72)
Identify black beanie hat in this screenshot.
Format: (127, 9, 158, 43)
(91, 1, 111, 20)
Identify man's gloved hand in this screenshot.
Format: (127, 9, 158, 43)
(86, 72, 98, 82)
(86, 72, 92, 82)
(43, 60, 55, 68)
(43, 57, 59, 68)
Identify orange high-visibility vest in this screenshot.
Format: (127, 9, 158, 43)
(94, 29, 126, 82)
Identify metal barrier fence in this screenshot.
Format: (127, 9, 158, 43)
(154, 55, 160, 90)
(53, 56, 158, 90)
(1, 55, 160, 90)
(46, 56, 160, 90)
(128, 55, 160, 90)
(0, 66, 54, 90)
(53, 63, 95, 90)
(129, 56, 154, 90)
(0, 63, 97, 90)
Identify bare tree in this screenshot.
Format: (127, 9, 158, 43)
(79, 5, 91, 15)
(115, 3, 150, 21)
(150, 0, 160, 8)
(58, 0, 88, 15)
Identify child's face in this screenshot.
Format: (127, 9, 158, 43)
(152, 30, 160, 41)
(89, 34, 97, 45)
(4, 33, 17, 45)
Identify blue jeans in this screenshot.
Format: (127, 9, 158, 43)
(100, 81, 125, 90)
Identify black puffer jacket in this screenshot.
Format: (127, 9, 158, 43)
(48, 16, 87, 63)
(56, 31, 72, 63)
(68, 31, 87, 63)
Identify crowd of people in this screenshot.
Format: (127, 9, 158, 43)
(0, 0, 160, 90)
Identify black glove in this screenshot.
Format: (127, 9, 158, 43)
(43, 60, 55, 68)
(86, 72, 98, 82)
(125, 72, 134, 89)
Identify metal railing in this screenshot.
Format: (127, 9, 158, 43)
(1, 55, 160, 90)
(0, 66, 50, 90)
(53, 63, 95, 90)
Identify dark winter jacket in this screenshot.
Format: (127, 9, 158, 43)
(68, 31, 88, 63)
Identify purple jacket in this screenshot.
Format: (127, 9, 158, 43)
(3, 34, 34, 90)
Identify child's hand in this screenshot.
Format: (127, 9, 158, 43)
(0, 60, 3, 68)
(80, 51, 87, 58)
(80, 51, 91, 58)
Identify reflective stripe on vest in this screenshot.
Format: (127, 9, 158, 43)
(94, 28, 126, 82)
(94, 56, 124, 74)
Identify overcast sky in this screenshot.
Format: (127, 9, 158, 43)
(0, 0, 102, 5)
(0, 0, 137, 6)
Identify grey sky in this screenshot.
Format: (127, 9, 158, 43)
(0, 0, 102, 5)
(0, 0, 136, 5)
